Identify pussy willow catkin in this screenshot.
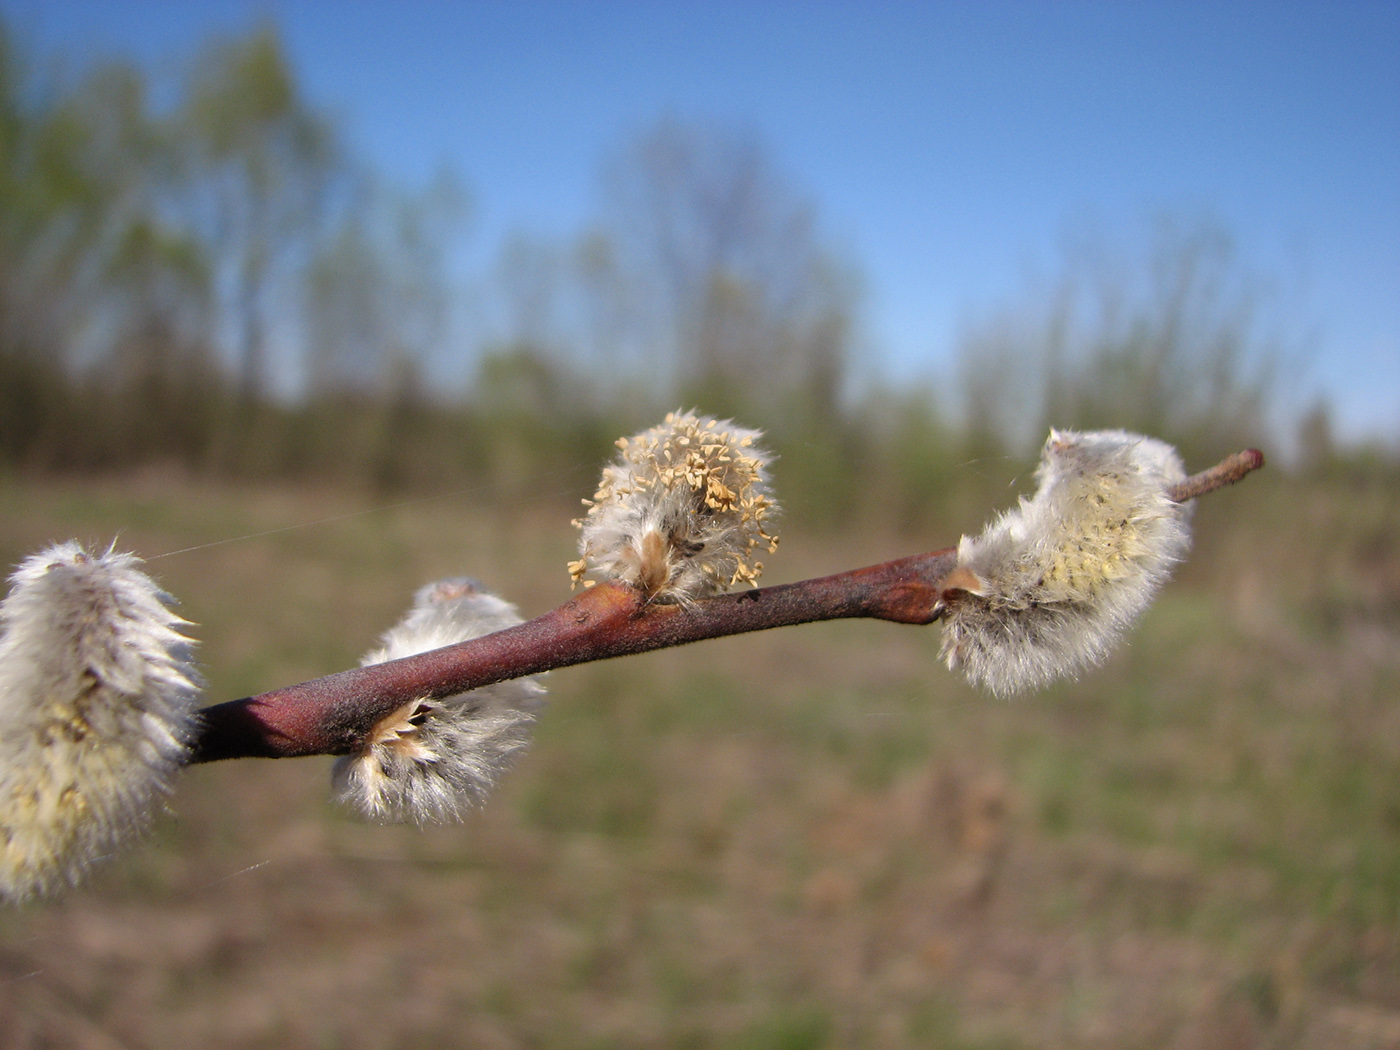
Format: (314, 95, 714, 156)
(0, 543, 200, 901)
(570, 410, 778, 604)
(332, 578, 546, 824)
(938, 429, 1192, 697)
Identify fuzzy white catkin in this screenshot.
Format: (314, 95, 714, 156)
(571, 410, 778, 603)
(0, 542, 201, 902)
(332, 578, 545, 824)
(939, 429, 1192, 697)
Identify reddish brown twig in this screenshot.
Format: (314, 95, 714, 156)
(1167, 448, 1264, 502)
(189, 448, 1264, 764)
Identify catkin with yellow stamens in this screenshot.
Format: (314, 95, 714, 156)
(571, 410, 779, 604)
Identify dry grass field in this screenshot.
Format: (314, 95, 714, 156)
(0, 456, 1396, 1049)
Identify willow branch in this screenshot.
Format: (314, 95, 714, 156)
(1165, 448, 1264, 502)
(189, 448, 1263, 764)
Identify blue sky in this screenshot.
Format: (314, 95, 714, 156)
(4, 0, 1397, 443)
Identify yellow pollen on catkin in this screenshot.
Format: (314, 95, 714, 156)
(571, 411, 779, 602)
(937, 429, 1192, 697)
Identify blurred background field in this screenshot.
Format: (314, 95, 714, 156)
(1, 6, 1398, 1049)
(0, 456, 1397, 1050)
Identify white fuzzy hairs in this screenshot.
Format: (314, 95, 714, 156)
(570, 410, 778, 604)
(938, 430, 1192, 697)
(0, 427, 1194, 900)
(332, 578, 546, 824)
(0, 543, 201, 902)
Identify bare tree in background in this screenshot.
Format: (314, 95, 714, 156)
(0, 32, 217, 466)
(959, 215, 1278, 459)
(305, 171, 466, 397)
(600, 118, 857, 422)
(177, 24, 339, 402)
(300, 170, 467, 489)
